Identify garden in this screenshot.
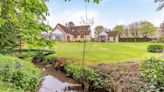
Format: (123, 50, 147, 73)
(0, 0, 164, 92)
(0, 42, 163, 92)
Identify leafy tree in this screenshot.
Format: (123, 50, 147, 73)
(155, 0, 164, 10)
(94, 26, 104, 38)
(139, 21, 156, 41)
(0, 0, 52, 50)
(0, 0, 101, 50)
(113, 25, 124, 37)
(68, 21, 75, 27)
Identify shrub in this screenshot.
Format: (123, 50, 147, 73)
(18, 52, 38, 61)
(43, 54, 57, 64)
(0, 55, 42, 92)
(65, 62, 107, 89)
(147, 45, 163, 53)
(140, 58, 164, 91)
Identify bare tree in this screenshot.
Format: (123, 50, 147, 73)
(129, 22, 140, 42)
(123, 26, 129, 42)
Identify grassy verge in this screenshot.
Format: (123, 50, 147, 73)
(0, 55, 42, 92)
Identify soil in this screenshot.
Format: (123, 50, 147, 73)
(95, 62, 146, 92)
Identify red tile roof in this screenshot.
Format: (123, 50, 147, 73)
(55, 24, 91, 35)
(107, 31, 119, 37)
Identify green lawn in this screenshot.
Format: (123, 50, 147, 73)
(51, 42, 164, 65)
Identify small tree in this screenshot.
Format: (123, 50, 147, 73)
(113, 25, 124, 38)
(94, 25, 104, 38)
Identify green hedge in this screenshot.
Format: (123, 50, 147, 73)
(140, 58, 164, 91)
(119, 38, 152, 42)
(147, 45, 163, 53)
(0, 55, 42, 92)
(42, 54, 57, 64)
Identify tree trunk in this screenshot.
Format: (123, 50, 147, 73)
(144, 36, 147, 42)
(134, 37, 137, 42)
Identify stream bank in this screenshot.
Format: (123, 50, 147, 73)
(34, 63, 83, 92)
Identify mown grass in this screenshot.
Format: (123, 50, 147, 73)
(51, 42, 164, 65)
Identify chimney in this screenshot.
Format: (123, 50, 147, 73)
(65, 22, 68, 27)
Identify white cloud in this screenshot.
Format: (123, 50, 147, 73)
(47, 9, 100, 28)
(150, 11, 164, 27)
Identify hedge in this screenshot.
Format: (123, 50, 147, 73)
(147, 45, 163, 53)
(119, 38, 152, 42)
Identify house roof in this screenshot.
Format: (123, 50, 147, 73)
(107, 31, 119, 37)
(54, 24, 91, 35)
(99, 31, 108, 36)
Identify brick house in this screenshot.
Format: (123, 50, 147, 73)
(50, 24, 92, 42)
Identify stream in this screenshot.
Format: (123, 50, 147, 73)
(36, 64, 83, 92)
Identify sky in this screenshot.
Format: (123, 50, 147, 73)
(46, 0, 164, 29)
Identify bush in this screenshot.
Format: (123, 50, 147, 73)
(147, 45, 163, 53)
(42, 54, 57, 64)
(0, 55, 42, 92)
(119, 38, 152, 42)
(65, 62, 107, 89)
(18, 52, 38, 61)
(140, 58, 164, 91)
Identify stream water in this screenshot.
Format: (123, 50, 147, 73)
(37, 64, 83, 92)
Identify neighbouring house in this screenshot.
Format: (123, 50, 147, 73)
(98, 31, 119, 42)
(98, 31, 108, 42)
(157, 23, 164, 39)
(50, 24, 92, 42)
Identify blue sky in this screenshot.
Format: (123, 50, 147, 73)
(46, 0, 164, 29)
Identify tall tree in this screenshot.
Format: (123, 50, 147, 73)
(155, 0, 164, 10)
(139, 21, 156, 41)
(129, 22, 140, 42)
(113, 25, 124, 37)
(68, 21, 75, 27)
(94, 25, 104, 38)
(0, 0, 52, 50)
(122, 26, 129, 42)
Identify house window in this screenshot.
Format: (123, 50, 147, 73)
(74, 35, 77, 38)
(113, 37, 115, 42)
(81, 35, 84, 38)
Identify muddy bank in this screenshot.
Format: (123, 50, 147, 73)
(34, 63, 83, 92)
(95, 62, 147, 92)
